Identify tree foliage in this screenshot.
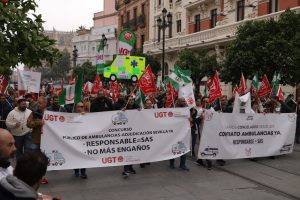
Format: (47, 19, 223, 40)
(73, 61, 96, 83)
(176, 48, 219, 84)
(0, 0, 59, 77)
(221, 9, 300, 85)
(35, 49, 71, 82)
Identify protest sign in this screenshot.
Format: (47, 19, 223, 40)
(41, 108, 190, 170)
(198, 111, 296, 159)
(17, 70, 41, 93)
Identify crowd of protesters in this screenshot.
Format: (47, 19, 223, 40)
(0, 83, 299, 198)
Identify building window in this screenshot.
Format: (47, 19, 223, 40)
(237, 0, 245, 21)
(141, 34, 145, 53)
(126, 11, 130, 23)
(158, 0, 161, 6)
(269, 0, 278, 13)
(141, 3, 145, 15)
(108, 28, 110, 32)
(195, 14, 200, 32)
(211, 9, 217, 28)
(121, 15, 124, 25)
(133, 7, 137, 24)
(176, 20, 181, 33)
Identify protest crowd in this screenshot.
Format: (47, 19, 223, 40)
(0, 67, 299, 200)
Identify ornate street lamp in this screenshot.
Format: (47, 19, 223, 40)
(72, 45, 78, 68)
(157, 8, 172, 81)
(102, 33, 107, 46)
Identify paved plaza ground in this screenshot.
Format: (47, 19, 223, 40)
(40, 144, 300, 200)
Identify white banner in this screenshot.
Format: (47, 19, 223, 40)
(198, 112, 297, 159)
(17, 70, 41, 93)
(41, 108, 190, 170)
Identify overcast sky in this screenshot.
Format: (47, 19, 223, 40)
(36, 0, 104, 31)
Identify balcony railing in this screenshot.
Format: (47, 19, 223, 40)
(122, 19, 138, 30)
(144, 6, 300, 54)
(138, 15, 146, 28)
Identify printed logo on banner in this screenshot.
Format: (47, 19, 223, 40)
(172, 141, 187, 155)
(200, 147, 219, 157)
(205, 112, 214, 121)
(287, 114, 296, 122)
(101, 156, 124, 164)
(246, 116, 254, 121)
(245, 148, 252, 156)
(279, 144, 293, 153)
(44, 114, 65, 123)
(46, 150, 66, 166)
(112, 112, 128, 125)
(154, 111, 174, 118)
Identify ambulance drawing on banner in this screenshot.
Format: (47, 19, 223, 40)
(200, 147, 219, 157)
(172, 141, 187, 155)
(112, 112, 128, 125)
(46, 150, 66, 166)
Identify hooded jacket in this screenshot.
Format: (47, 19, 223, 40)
(6, 107, 32, 136)
(0, 175, 37, 200)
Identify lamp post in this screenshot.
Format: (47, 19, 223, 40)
(72, 45, 78, 68)
(157, 8, 172, 81)
(101, 33, 107, 57)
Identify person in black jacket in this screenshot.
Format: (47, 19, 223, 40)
(122, 96, 140, 177)
(113, 93, 126, 110)
(0, 94, 13, 129)
(296, 96, 300, 144)
(47, 96, 66, 112)
(90, 91, 113, 112)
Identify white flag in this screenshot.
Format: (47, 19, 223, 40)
(179, 83, 196, 108)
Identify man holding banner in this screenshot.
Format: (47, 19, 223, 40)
(169, 97, 189, 171)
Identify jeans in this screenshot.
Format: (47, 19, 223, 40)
(170, 154, 187, 168)
(13, 133, 32, 158)
(124, 165, 134, 172)
(191, 129, 197, 156)
(74, 168, 86, 175)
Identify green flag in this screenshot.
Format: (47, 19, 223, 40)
(251, 72, 259, 92)
(59, 71, 83, 105)
(135, 88, 145, 108)
(271, 71, 281, 94)
(168, 65, 192, 88)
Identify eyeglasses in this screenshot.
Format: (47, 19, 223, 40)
(77, 106, 84, 108)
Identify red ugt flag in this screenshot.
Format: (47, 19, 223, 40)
(0, 75, 8, 94)
(238, 72, 247, 95)
(165, 80, 176, 108)
(257, 74, 271, 97)
(138, 65, 156, 96)
(91, 74, 102, 94)
(207, 71, 222, 103)
(276, 84, 285, 101)
(232, 84, 240, 96)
